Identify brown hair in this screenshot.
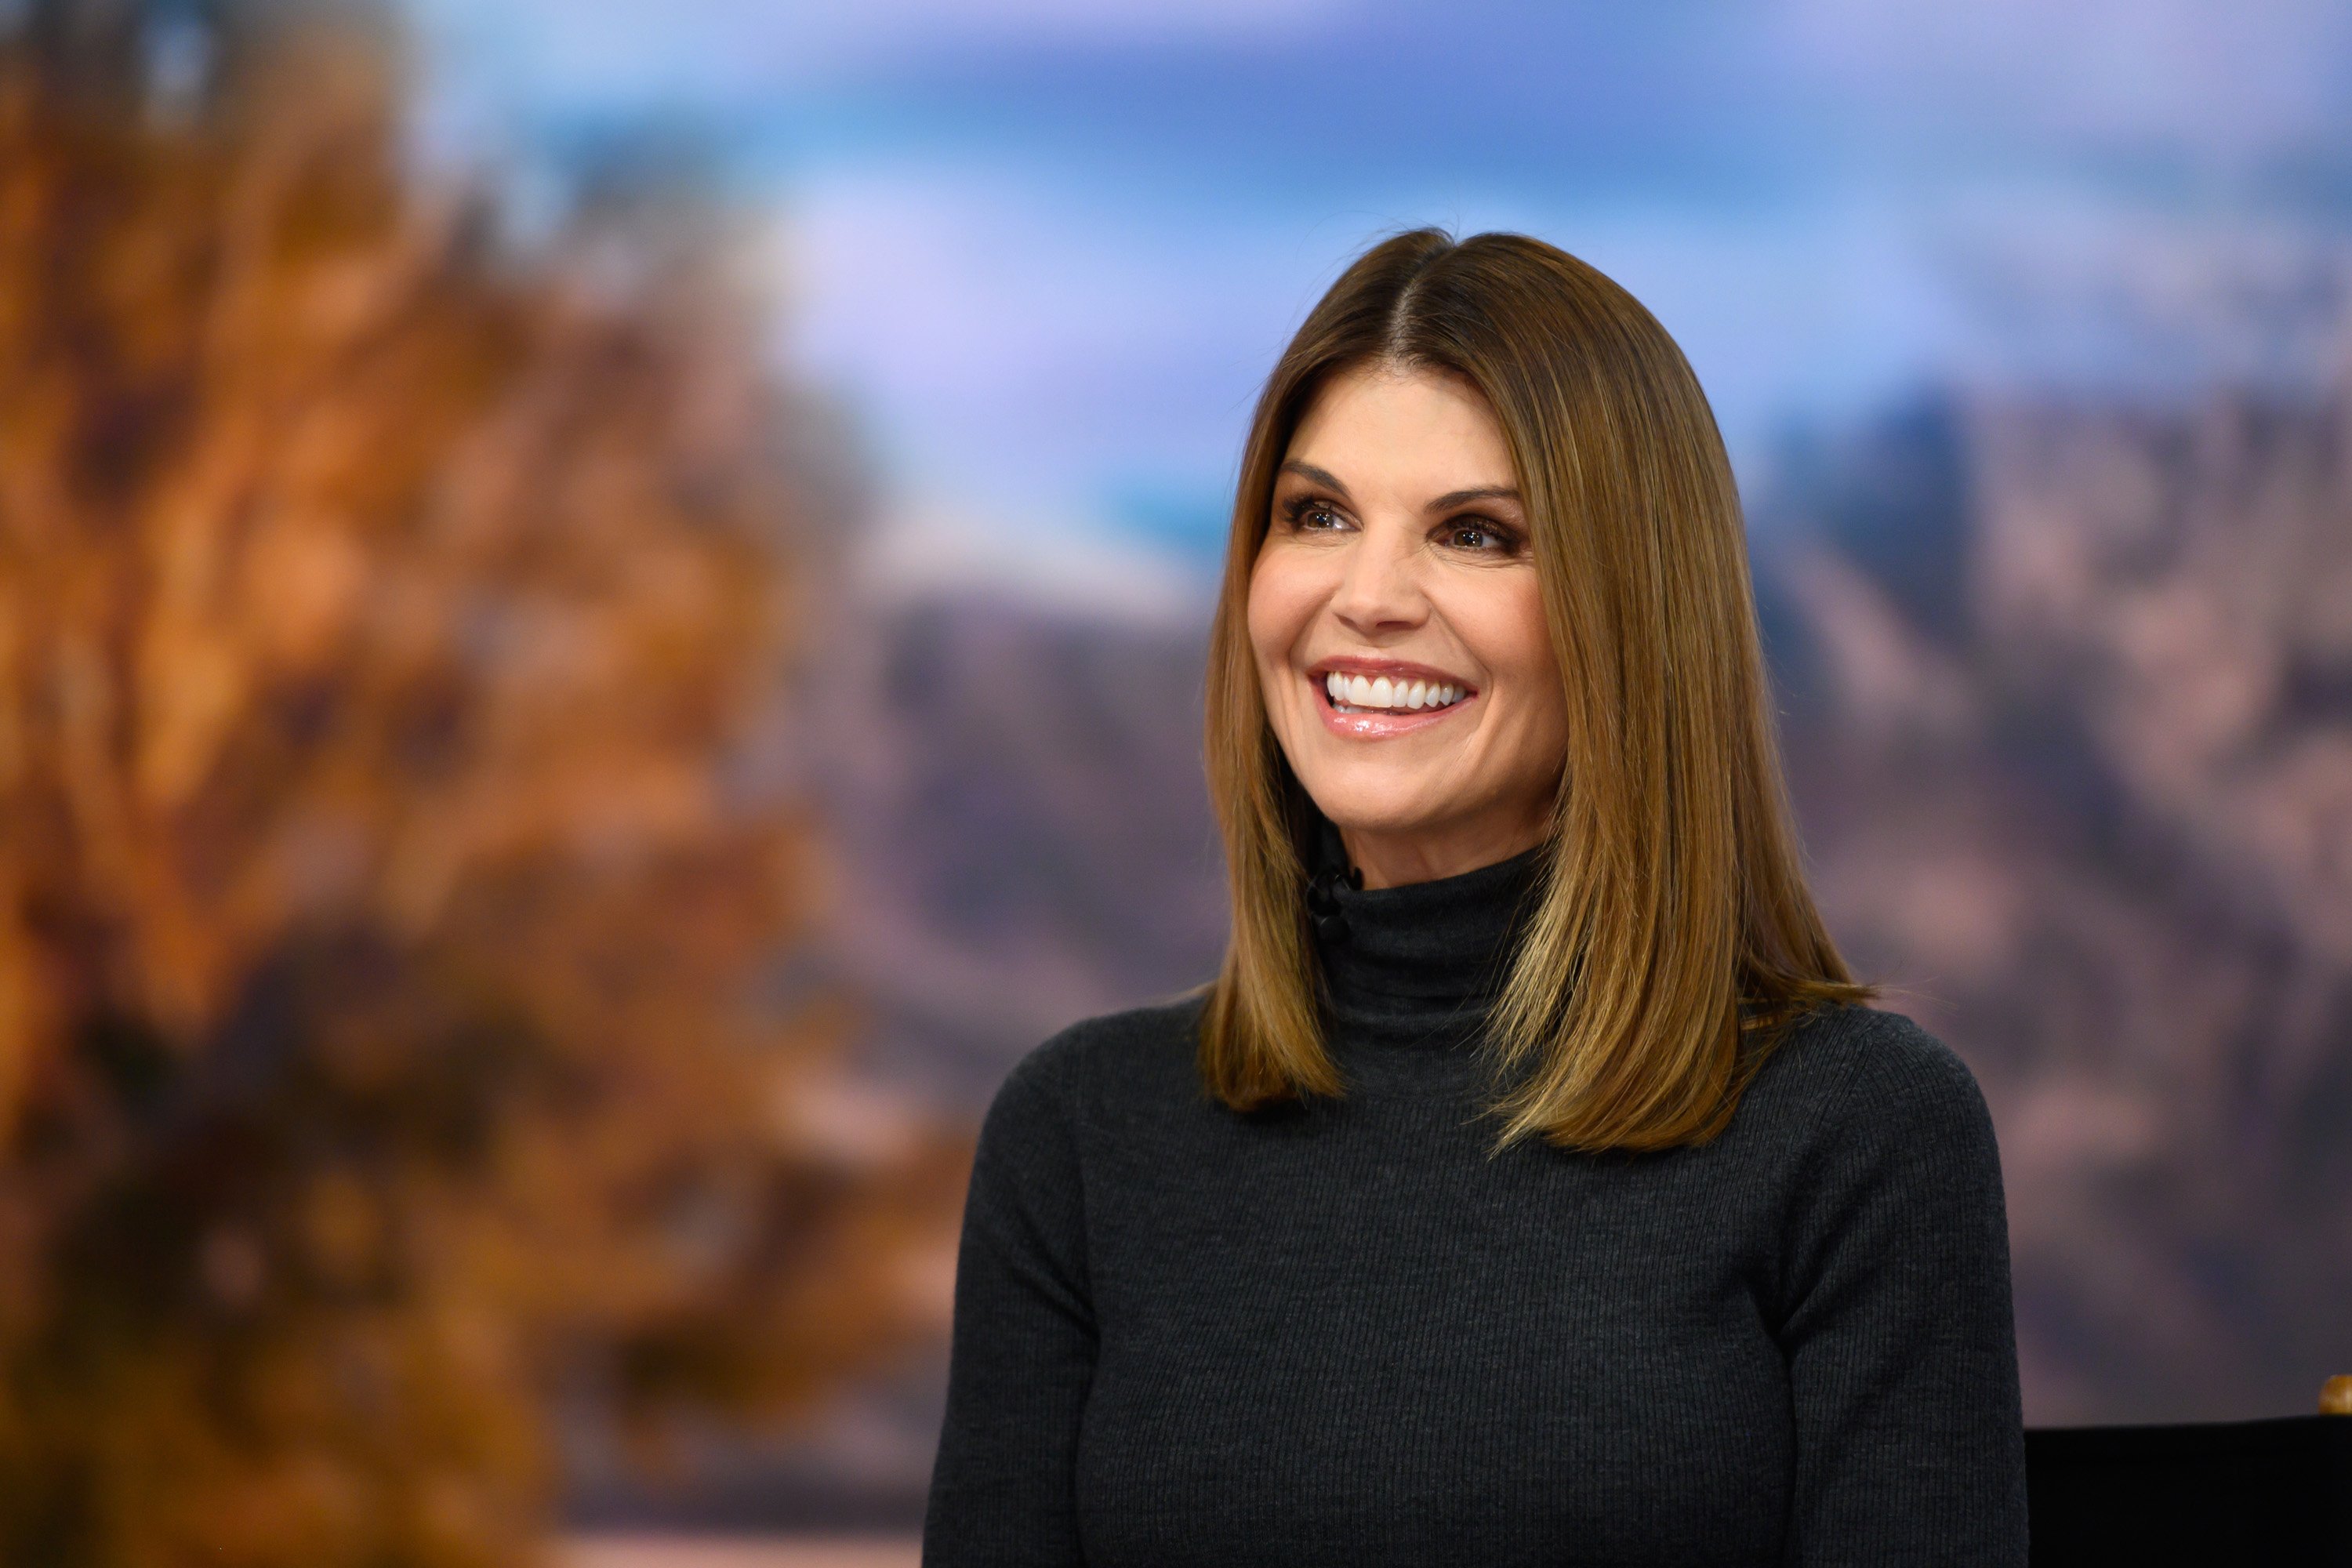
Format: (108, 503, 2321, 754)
(1199, 228, 1870, 1152)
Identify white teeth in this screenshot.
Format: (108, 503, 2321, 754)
(1321, 672, 1468, 712)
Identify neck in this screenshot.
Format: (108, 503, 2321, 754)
(1312, 841, 1547, 1047)
(1338, 813, 1552, 890)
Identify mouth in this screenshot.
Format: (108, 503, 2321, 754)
(1308, 660, 1476, 738)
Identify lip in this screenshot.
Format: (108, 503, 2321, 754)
(1307, 657, 1478, 740)
(1307, 655, 1475, 691)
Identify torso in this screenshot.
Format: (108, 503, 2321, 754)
(1062, 1001, 1824, 1568)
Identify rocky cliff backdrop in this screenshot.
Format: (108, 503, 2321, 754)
(797, 361, 2352, 1515)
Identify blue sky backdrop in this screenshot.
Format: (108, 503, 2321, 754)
(404, 0, 2352, 612)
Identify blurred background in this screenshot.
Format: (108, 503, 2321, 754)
(2, 0, 2347, 1562)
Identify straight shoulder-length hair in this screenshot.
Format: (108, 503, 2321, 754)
(1199, 228, 1869, 1153)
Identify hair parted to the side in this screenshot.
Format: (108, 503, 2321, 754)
(1200, 227, 1871, 1152)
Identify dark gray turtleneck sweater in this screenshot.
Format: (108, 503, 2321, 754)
(923, 848, 2027, 1565)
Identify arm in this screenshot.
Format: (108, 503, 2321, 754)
(1777, 1018, 2029, 1566)
(923, 1040, 1096, 1567)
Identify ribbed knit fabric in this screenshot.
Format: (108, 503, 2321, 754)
(922, 848, 2028, 1566)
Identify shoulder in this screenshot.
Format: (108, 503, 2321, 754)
(1744, 1001, 1999, 1164)
(1757, 1008, 2019, 1398)
(965, 993, 1207, 1214)
(985, 991, 1209, 1133)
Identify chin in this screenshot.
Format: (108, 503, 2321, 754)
(1305, 781, 1454, 840)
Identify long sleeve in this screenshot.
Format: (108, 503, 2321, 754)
(923, 1039, 1097, 1567)
(1775, 1019, 2030, 1566)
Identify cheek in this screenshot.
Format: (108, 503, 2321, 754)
(1458, 574, 1567, 737)
(1443, 570, 1551, 670)
(1245, 545, 1321, 673)
(1508, 593, 1566, 706)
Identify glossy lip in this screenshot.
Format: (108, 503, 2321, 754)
(1307, 655, 1479, 740)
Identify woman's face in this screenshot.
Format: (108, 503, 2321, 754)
(1248, 361, 1569, 889)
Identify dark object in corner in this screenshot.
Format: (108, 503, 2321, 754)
(2026, 1409, 2351, 1566)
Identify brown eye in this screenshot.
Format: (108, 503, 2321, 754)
(1446, 521, 1512, 551)
(1283, 496, 1346, 531)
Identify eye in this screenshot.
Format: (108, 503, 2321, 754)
(1281, 495, 1348, 532)
(1442, 517, 1518, 553)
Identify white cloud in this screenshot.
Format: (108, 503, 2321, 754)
(762, 162, 1985, 543)
(852, 495, 1212, 624)
(408, 0, 1359, 110)
(770, 165, 1328, 499)
(1772, 0, 2352, 162)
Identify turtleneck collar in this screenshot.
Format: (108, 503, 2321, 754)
(1310, 836, 1547, 1047)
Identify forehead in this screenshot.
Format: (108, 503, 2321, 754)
(1284, 362, 1515, 490)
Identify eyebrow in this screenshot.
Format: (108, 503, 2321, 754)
(1277, 459, 1352, 497)
(1426, 485, 1521, 511)
(1279, 463, 1520, 514)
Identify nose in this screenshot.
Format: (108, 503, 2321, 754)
(1328, 525, 1427, 638)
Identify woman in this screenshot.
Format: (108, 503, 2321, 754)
(923, 230, 2027, 1566)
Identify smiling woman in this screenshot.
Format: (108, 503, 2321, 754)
(1203, 231, 1873, 1149)
(1249, 365, 1567, 889)
(923, 230, 2028, 1566)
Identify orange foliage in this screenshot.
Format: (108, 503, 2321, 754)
(0, 6, 959, 1563)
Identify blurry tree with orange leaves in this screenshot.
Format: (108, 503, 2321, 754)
(0, 2, 961, 1563)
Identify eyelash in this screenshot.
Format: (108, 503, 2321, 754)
(1282, 495, 1342, 530)
(1279, 494, 1522, 554)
